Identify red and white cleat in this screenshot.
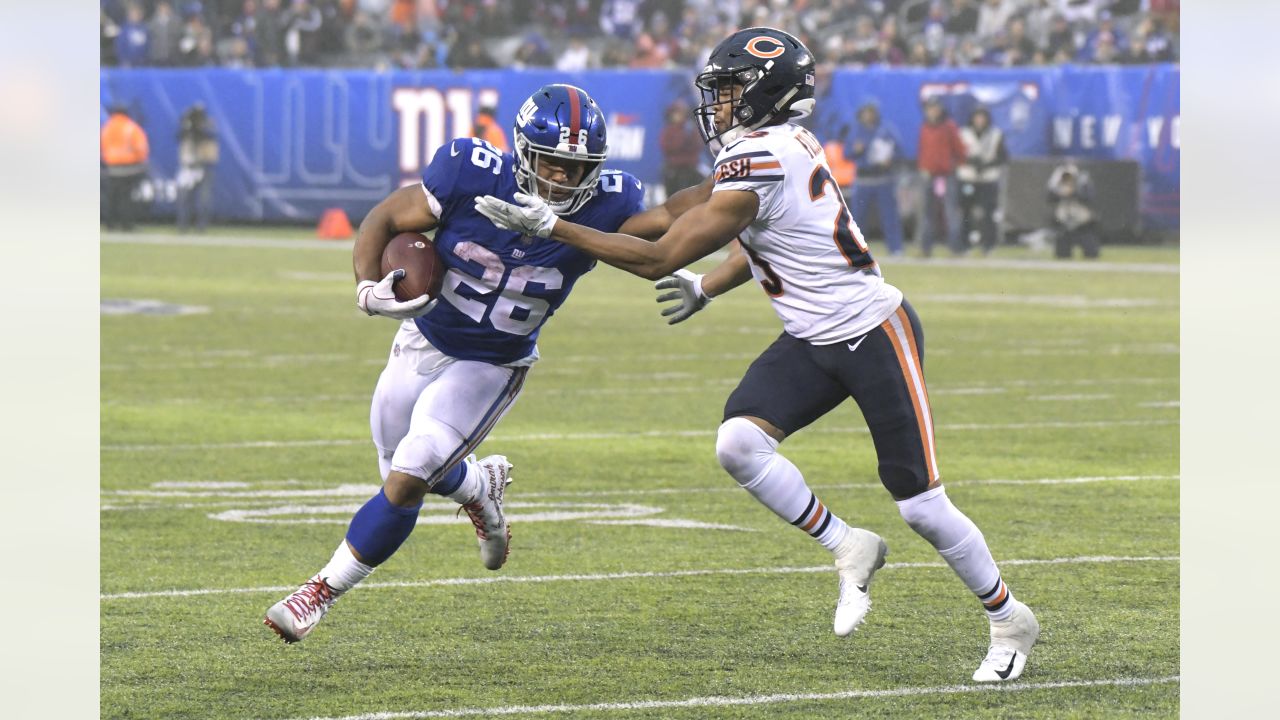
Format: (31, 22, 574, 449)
(263, 575, 339, 643)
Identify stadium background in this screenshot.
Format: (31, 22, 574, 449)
(101, 0, 1180, 240)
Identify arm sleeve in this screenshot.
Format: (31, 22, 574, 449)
(421, 139, 471, 223)
(711, 146, 783, 222)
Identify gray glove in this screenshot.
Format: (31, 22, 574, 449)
(473, 192, 558, 238)
(655, 269, 710, 325)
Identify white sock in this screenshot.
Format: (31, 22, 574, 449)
(717, 417, 851, 551)
(896, 485, 1016, 621)
(444, 458, 483, 505)
(318, 541, 376, 593)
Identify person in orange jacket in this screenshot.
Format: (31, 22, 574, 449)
(472, 105, 510, 153)
(101, 103, 150, 231)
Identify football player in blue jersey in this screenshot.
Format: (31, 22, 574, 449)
(263, 83, 713, 643)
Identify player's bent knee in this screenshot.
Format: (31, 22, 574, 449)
(389, 418, 466, 488)
(878, 462, 930, 500)
(716, 417, 774, 484)
(384, 470, 430, 507)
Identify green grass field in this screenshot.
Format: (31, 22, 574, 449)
(101, 227, 1179, 719)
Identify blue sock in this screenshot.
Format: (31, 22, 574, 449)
(430, 463, 467, 497)
(344, 489, 421, 566)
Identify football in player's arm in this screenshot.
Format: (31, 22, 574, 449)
(477, 27, 1041, 684)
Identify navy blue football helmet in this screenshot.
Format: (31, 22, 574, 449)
(512, 83, 609, 216)
(694, 27, 816, 154)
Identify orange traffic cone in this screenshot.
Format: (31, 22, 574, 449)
(317, 208, 354, 239)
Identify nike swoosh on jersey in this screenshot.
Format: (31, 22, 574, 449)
(847, 336, 868, 352)
(451, 144, 460, 156)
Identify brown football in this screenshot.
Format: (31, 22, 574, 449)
(380, 232, 446, 302)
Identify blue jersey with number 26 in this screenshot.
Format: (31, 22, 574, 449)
(415, 137, 645, 365)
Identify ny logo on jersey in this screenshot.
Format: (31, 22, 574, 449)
(716, 158, 752, 183)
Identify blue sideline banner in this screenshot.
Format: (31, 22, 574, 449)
(101, 65, 1178, 230)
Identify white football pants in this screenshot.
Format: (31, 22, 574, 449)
(369, 321, 529, 486)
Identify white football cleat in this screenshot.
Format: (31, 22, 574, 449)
(972, 600, 1040, 682)
(459, 454, 513, 570)
(263, 575, 340, 643)
(832, 528, 889, 637)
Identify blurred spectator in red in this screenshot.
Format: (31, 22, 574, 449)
(555, 36, 592, 71)
(659, 99, 703, 197)
(101, 103, 151, 232)
(149, 1, 184, 65)
(472, 105, 510, 153)
(1148, 0, 1179, 33)
(956, 107, 1007, 255)
(116, 2, 151, 67)
(916, 97, 967, 257)
(630, 32, 671, 68)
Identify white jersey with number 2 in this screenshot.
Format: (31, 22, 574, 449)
(712, 122, 903, 343)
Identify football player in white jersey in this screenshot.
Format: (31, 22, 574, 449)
(476, 27, 1040, 683)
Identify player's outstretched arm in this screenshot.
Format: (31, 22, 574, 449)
(353, 184, 440, 319)
(475, 189, 757, 281)
(655, 244, 752, 324)
(617, 176, 714, 240)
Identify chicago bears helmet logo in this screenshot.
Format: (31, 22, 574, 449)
(744, 36, 786, 59)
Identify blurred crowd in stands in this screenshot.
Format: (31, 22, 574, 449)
(102, 0, 1179, 71)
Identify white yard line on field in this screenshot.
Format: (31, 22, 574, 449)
(283, 675, 1180, 720)
(102, 233, 354, 251)
(100, 418, 1178, 452)
(101, 474, 1178, 506)
(102, 233, 1176, 274)
(99, 554, 1178, 601)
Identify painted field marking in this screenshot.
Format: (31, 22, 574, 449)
(100, 376, 1177, 406)
(101, 475, 1178, 507)
(100, 418, 1178, 452)
(102, 234, 1177, 274)
(285, 675, 1180, 720)
(99, 342, 1177, 371)
(207, 501, 665, 526)
(99, 554, 1178, 601)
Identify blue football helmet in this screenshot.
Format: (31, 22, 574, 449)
(512, 83, 609, 216)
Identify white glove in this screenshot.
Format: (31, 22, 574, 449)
(356, 269, 435, 319)
(473, 192, 558, 238)
(654, 269, 710, 325)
